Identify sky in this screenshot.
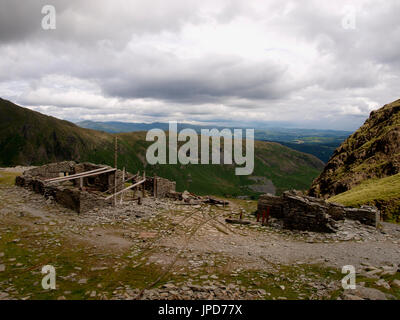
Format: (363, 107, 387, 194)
(0, 0, 399, 131)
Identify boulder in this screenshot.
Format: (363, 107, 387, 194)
(351, 287, 387, 300)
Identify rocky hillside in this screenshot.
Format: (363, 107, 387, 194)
(0, 98, 324, 197)
(309, 99, 400, 199)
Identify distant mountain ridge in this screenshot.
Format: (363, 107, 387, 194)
(0, 98, 324, 197)
(76, 120, 229, 134)
(77, 120, 351, 162)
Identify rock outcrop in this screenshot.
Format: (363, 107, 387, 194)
(258, 191, 380, 233)
(309, 99, 400, 198)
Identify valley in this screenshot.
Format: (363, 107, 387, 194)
(0, 98, 324, 198)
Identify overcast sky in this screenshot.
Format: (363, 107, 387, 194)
(0, 0, 399, 130)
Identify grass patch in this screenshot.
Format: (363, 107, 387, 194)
(328, 173, 400, 222)
(0, 171, 21, 186)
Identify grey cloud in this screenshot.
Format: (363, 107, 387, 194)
(0, 0, 206, 46)
(0, 0, 399, 131)
(101, 54, 292, 102)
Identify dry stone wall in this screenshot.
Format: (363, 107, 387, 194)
(154, 177, 176, 198)
(258, 191, 380, 233)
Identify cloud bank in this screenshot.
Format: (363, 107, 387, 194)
(0, 0, 399, 130)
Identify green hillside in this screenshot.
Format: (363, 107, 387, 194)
(0, 98, 324, 197)
(310, 99, 400, 198)
(328, 173, 400, 222)
(0, 98, 112, 165)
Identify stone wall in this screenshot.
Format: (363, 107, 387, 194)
(341, 206, 380, 227)
(154, 177, 176, 198)
(257, 193, 284, 219)
(23, 161, 76, 179)
(281, 192, 338, 233)
(257, 191, 380, 233)
(16, 174, 113, 214)
(15, 162, 121, 213)
(48, 185, 81, 212)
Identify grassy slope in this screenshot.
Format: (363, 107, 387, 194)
(0, 98, 324, 197)
(0, 98, 113, 166)
(328, 173, 400, 222)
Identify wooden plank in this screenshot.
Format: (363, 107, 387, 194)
(225, 219, 251, 225)
(102, 174, 137, 194)
(47, 168, 116, 184)
(45, 167, 109, 182)
(105, 179, 146, 200)
(124, 175, 137, 183)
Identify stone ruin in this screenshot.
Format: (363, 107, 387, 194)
(15, 161, 176, 214)
(258, 191, 380, 233)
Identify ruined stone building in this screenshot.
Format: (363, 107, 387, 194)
(15, 161, 176, 213)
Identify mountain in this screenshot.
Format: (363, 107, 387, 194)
(309, 98, 400, 218)
(77, 120, 350, 162)
(0, 98, 112, 165)
(76, 120, 229, 134)
(0, 98, 324, 197)
(76, 120, 170, 133)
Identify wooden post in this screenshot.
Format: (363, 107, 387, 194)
(261, 209, 266, 225)
(114, 136, 118, 206)
(79, 177, 83, 189)
(120, 167, 125, 205)
(142, 171, 146, 198)
(154, 174, 157, 198)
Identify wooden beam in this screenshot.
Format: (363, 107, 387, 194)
(124, 174, 137, 183)
(45, 167, 108, 182)
(46, 168, 116, 184)
(105, 179, 146, 200)
(142, 171, 146, 198)
(120, 167, 125, 205)
(102, 174, 138, 194)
